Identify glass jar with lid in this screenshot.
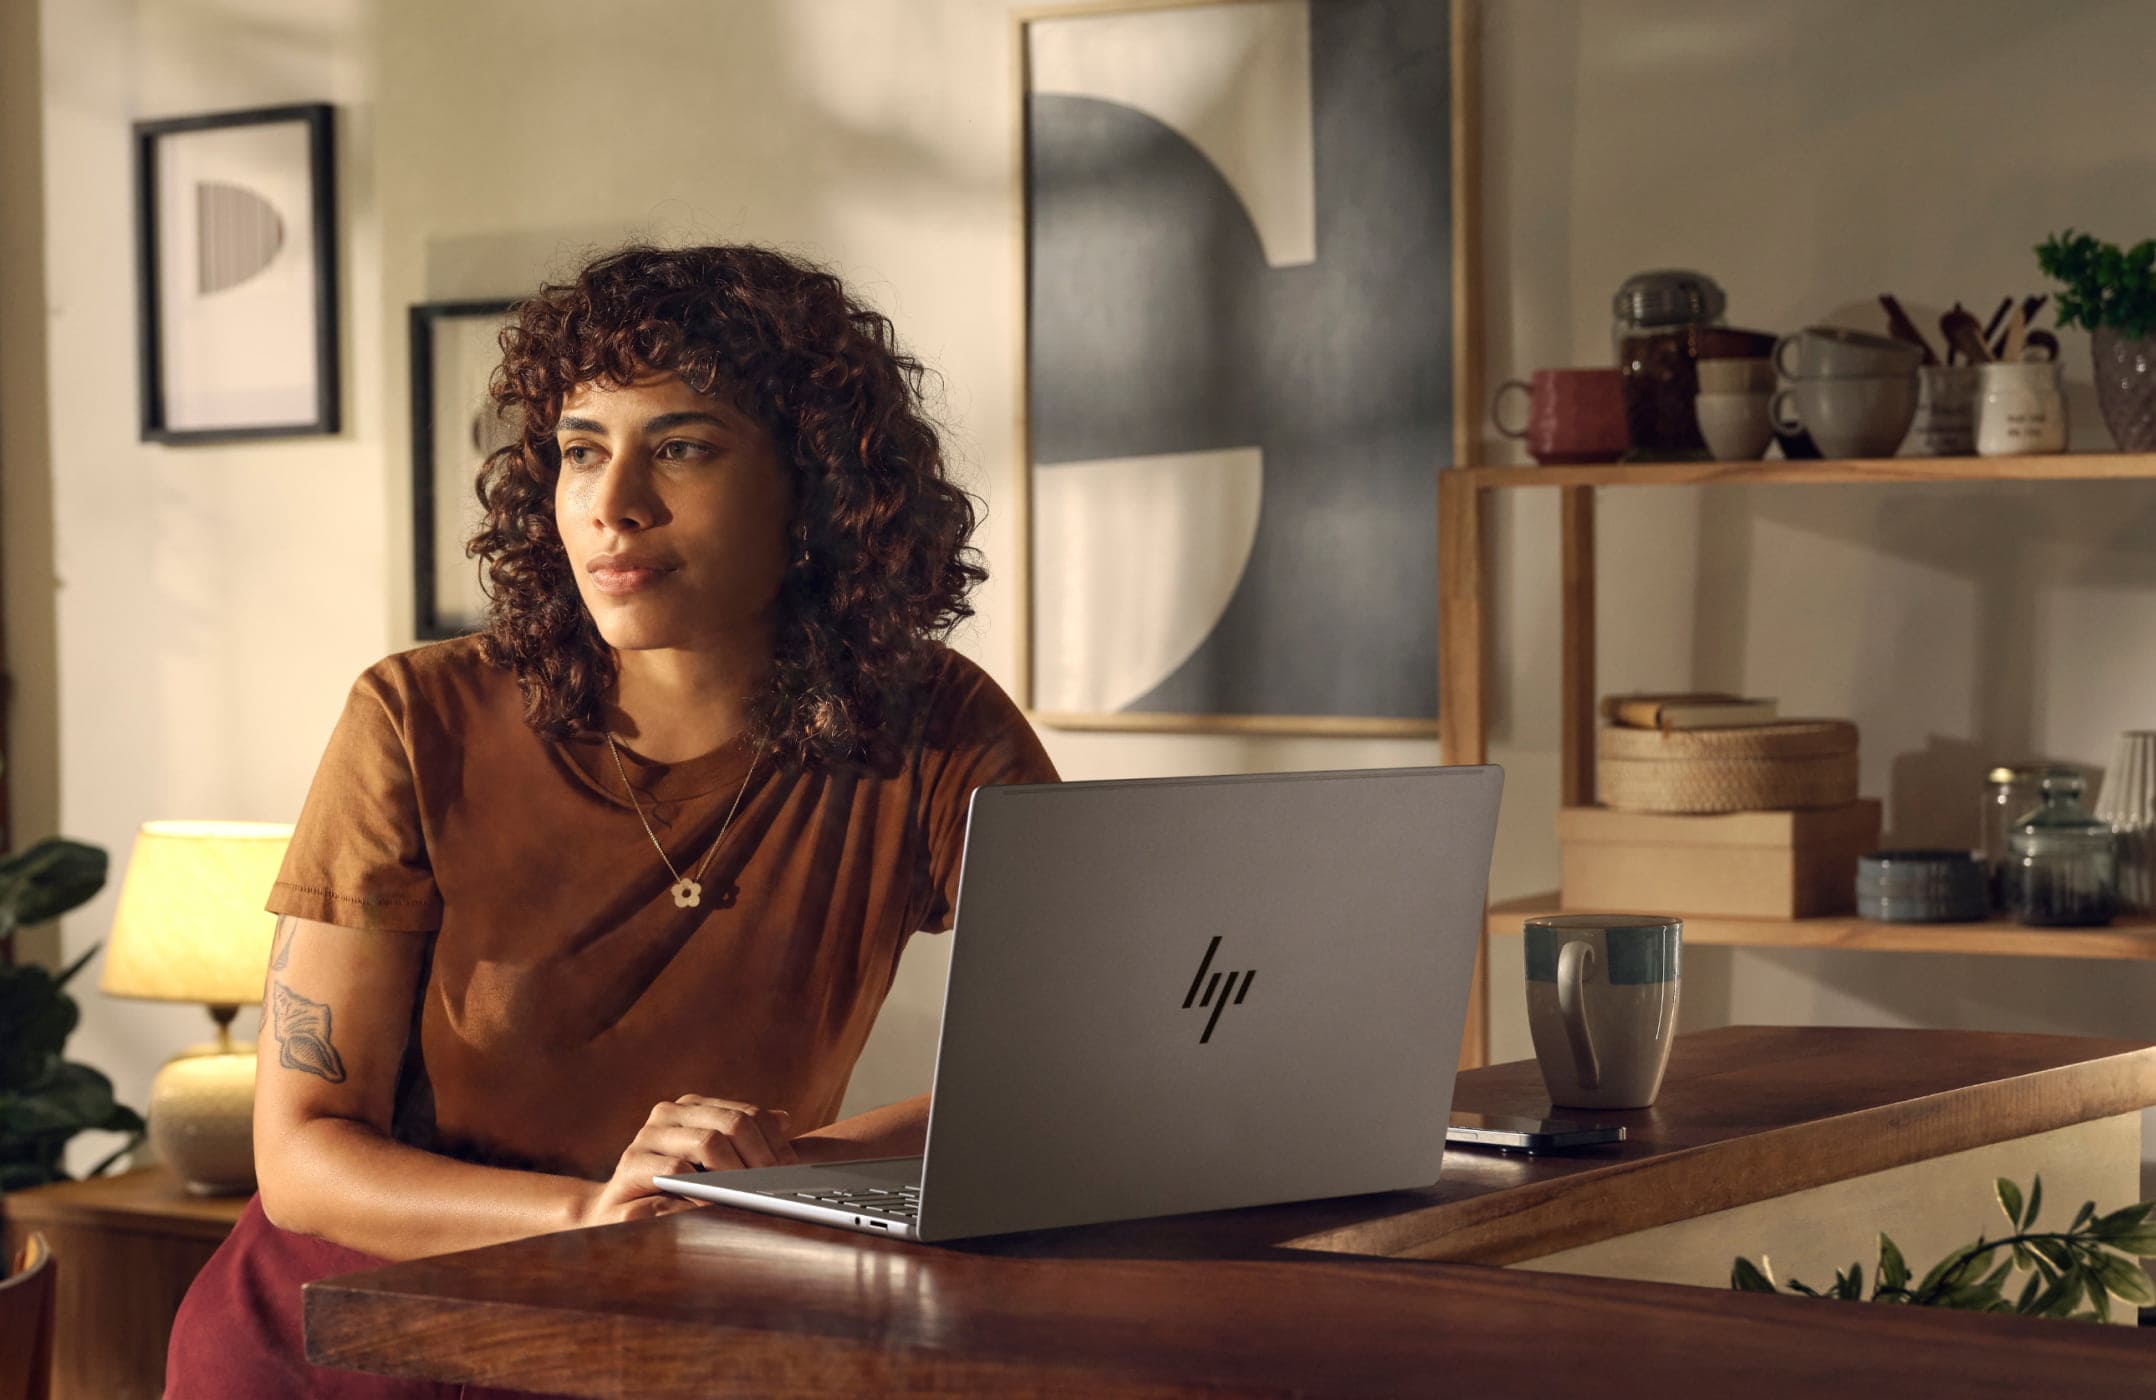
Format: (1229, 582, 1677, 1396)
(1612, 270, 1727, 461)
(2006, 771, 2118, 927)
(1980, 763, 2075, 909)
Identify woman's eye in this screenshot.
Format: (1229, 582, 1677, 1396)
(560, 444, 599, 467)
(658, 438, 716, 462)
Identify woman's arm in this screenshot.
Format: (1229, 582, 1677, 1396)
(791, 1093, 929, 1163)
(253, 915, 606, 1261)
(256, 915, 804, 1261)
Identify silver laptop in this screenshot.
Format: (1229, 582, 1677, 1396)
(656, 763, 1502, 1243)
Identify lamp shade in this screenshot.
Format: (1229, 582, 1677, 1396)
(99, 821, 294, 1006)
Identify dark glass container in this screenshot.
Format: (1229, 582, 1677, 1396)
(2007, 772, 2118, 927)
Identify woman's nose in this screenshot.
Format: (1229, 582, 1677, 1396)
(589, 451, 663, 531)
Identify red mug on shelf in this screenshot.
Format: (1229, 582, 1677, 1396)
(1491, 368, 1628, 464)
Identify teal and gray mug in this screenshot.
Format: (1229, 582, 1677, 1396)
(1524, 914, 1682, 1109)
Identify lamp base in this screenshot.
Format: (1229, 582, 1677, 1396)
(148, 1047, 257, 1195)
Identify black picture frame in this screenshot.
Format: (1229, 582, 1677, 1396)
(134, 102, 339, 443)
(411, 299, 519, 642)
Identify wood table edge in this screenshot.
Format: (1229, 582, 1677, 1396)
(1285, 1041, 2156, 1264)
(300, 1228, 2156, 1399)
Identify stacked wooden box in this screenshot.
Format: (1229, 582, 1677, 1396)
(1562, 695, 1878, 918)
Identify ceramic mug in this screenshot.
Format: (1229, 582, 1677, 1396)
(1492, 368, 1628, 464)
(1769, 375, 1919, 459)
(1695, 356, 1776, 395)
(1695, 390, 1774, 461)
(1524, 914, 1681, 1109)
(1975, 361, 2068, 456)
(1773, 326, 1925, 381)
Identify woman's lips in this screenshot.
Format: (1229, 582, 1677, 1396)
(588, 565, 673, 596)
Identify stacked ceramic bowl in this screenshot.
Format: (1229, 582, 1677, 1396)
(1769, 328, 1923, 459)
(1694, 356, 1777, 460)
(1855, 850, 1989, 923)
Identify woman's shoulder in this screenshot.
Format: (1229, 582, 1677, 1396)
(910, 643, 1041, 758)
(347, 635, 519, 729)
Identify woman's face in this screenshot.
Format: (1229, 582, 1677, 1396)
(552, 370, 795, 656)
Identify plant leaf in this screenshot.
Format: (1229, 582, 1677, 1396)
(1877, 1233, 1910, 1292)
(2105, 1225, 2156, 1257)
(2016, 1272, 2043, 1311)
(1996, 1178, 2024, 1231)
(2072, 1201, 2095, 1233)
(2090, 1251, 2156, 1306)
(0, 839, 109, 928)
(1731, 1257, 1777, 1294)
(2023, 1176, 2043, 1231)
(2092, 1202, 2156, 1241)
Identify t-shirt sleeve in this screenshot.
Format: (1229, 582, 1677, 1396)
(268, 666, 444, 932)
(914, 655, 1058, 933)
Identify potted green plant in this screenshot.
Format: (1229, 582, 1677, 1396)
(2035, 230, 2156, 452)
(1, 835, 148, 1190)
(1733, 1174, 2156, 1322)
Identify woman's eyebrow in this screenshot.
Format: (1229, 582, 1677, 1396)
(641, 411, 734, 434)
(553, 411, 733, 436)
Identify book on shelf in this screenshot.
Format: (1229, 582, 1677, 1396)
(1601, 693, 1779, 731)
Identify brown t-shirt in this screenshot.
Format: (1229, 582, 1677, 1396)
(267, 636, 1057, 1180)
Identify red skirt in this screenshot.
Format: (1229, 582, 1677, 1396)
(167, 1193, 573, 1399)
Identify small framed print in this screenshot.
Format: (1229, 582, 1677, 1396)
(411, 299, 520, 641)
(134, 103, 338, 442)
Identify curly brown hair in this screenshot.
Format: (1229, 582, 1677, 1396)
(470, 244, 986, 770)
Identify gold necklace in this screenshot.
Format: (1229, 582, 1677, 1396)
(605, 732, 762, 909)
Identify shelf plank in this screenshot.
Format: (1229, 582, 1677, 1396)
(1487, 893, 2156, 960)
(1458, 451, 2156, 490)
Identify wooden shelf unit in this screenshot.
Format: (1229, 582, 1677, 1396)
(1437, 451, 2156, 1065)
(1487, 894, 2156, 961)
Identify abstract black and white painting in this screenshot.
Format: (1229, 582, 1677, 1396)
(411, 300, 520, 641)
(136, 104, 338, 442)
(1021, 0, 1450, 732)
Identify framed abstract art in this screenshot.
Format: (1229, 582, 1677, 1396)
(134, 103, 338, 442)
(1015, 0, 1461, 735)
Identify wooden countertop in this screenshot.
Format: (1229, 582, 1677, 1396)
(304, 1027, 2156, 1398)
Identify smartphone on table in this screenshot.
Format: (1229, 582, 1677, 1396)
(1445, 1111, 1625, 1153)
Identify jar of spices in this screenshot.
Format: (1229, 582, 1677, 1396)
(2007, 771, 2118, 927)
(1612, 270, 1726, 461)
(1980, 764, 2075, 909)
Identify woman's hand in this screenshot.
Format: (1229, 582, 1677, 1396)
(580, 1094, 797, 1227)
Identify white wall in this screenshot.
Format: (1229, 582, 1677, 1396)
(16, 0, 2156, 1188)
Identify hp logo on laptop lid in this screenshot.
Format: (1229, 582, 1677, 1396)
(1182, 935, 1255, 1043)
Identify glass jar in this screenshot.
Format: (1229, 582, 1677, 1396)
(1612, 270, 1727, 461)
(1980, 764, 2076, 909)
(2007, 772, 2118, 927)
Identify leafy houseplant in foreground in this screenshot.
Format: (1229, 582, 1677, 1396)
(0, 836, 147, 1190)
(2036, 229, 2156, 450)
(1732, 1175, 2156, 1323)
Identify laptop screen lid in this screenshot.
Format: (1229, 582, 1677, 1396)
(912, 763, 1501, 1242)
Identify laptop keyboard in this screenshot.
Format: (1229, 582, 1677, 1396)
(769, 1183, 921, 1221)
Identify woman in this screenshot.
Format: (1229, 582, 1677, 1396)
(166, 244, 1058, 1397)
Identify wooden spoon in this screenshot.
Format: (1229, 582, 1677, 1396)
(1941, 305, 1993, 365)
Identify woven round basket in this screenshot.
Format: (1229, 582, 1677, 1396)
(1596, 720, 1858, 761)
(1598, 749, 1859, 814)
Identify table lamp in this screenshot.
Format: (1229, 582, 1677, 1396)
(98, 820, 293, 1195)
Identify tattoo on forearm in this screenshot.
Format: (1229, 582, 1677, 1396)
(270, 980, 348, 1083)
(269, 915, 296, 971)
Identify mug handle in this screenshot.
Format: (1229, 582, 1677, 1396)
(1769, 386, 1803, 434)
(1491, 380, 1533, 438)
(1554, 939, 1601, 1091)
(1772, 334, 1804, 381)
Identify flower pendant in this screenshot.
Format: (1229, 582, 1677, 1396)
(671, 878, 703, 909)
